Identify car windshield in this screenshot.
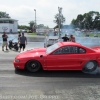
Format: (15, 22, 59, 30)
(46, 43, 60, 54)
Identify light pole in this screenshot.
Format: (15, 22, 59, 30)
(34, 9, 36, 32)
(58, 7, 62, 40)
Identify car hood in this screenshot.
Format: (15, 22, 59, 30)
(16, 48, 46, 58)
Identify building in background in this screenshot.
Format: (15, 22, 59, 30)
(0, 18, 18, 33)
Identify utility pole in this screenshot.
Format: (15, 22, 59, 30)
(58, 7, 62, 40)
(34, 9, 36, 32)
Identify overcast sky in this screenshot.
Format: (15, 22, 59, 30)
(0, 0, 100, 28)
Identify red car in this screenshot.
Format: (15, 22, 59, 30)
(13, 42, 100, 73)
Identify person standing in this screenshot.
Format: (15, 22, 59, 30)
(19, 33, 27, 52)
(69, 35, 76, 42)
(62, 34, 69, 42)
(18, 32, 21, 40)
(2, 32, 8, 51)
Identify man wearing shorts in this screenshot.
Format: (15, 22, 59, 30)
(2, 32, 8, 51)
(19, 33, 27, 52)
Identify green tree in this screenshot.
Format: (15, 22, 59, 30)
(28, 21, 35, 32)
(37, 24, 49, 29)
(18, 25, 29, 30)
(53, 13, 65, 28)
(71, 11, 100, 30)
(0, 11, 10, 18)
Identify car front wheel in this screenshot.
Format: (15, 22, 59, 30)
(82, 61, 98, 72)
(26, 60, 41, 72)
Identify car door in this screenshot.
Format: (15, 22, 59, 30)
(46, 54, 60, 70)
(51, 46, 86, 70)
(46, 47, 68, 70)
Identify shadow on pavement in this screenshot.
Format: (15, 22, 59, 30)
(15, 69, 100, 78)
(2, 50, 10, 53)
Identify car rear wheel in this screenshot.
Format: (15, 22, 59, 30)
(26, 60, 41, 72)
(82, 61, 98, 72)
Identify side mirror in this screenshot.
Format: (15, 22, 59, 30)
(40, 55, 43, 58)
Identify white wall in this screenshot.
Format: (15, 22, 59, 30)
(13, 21, 18, 32)
(0, 20, 18, 33)
(9, 24, 13, 32)
(0, 23, 9, 32)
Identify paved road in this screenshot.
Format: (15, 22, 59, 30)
(0, 52, 100, 100)
(0, 34, 100, 100)
(0, 70, 100, 100)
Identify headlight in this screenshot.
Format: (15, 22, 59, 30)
(15, 59, 20, 62)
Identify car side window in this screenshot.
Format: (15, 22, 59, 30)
(52, 46, 78, 54)
(70, 46, 78, 53)
(79, 48, 86, 53)
(52, 48, 64, 54)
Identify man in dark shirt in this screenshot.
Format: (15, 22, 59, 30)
(2, 32, 8, 51)
(62, 34, 69, 42)
(19, 33, 27, 52)
(18, 32, 21, 40)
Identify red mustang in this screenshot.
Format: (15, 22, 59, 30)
(13, 42, 100, 73)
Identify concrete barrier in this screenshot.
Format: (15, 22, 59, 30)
(27, 37, 45, 42)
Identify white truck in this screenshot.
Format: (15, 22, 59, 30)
(44, 32, 65, 47)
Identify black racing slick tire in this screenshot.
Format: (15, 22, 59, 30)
(82, 61, 98, 72)
(26, 60, 41, 72)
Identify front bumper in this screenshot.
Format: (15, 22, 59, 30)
(13, 60, 25, 69)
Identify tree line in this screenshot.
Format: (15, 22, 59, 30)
(71, 11, 100, 30)
(0, 11, 100, 31)
(54, 11, 100, 30)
